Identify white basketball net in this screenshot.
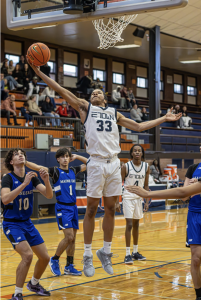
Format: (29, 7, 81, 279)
(92, 14, 138, 49)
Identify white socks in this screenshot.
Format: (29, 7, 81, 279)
(31, 276, 39, 286)
(126, 247, 130, 256)
(84, 244, 92, 256)
(14, 287, 23, 296)
(103, 241, 112, 254)
(133, 245, 138, 254)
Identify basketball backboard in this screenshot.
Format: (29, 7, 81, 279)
(7, 0, 188, 31)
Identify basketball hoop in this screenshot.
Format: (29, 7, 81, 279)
(92, 14, 138, 49)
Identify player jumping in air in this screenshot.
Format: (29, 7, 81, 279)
(28, 61, 181, 277)
(1, 148, 53, 300)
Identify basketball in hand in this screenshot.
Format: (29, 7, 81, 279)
(27, 43, 50, 66)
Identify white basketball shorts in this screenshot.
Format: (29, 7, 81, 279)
(123, 198, 143, 219)
(86, 156, 122, 198)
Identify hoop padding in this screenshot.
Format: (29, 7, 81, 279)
(92, 14, 138, 49)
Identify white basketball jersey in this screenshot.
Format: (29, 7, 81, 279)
(123, 161, 149, 200)
(84, 103, 121, 157)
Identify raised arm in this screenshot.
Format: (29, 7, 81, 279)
(117, 108, 182, 132)
(27, 60, 88, 112)
(126, 182, 201, 200)
(36, 169, 53, 199)
(1, 172, 37, 205)
(26, 161, 48, 173)
(70, 154, 87, 172)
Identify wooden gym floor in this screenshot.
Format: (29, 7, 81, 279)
(1, 207, 194, 299)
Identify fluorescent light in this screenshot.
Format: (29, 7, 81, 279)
(33, 25, 57, 29)
(179, 56, 201, 64)
(180, 60, 201, 64)
(114, 44, 141, 49)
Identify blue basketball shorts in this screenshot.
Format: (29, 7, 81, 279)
(186, 211, 201, 246)
(55, 203, 79, 230)
(3, 219, 44, 249)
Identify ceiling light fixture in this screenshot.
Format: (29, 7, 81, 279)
(179, 56, 201, 64)
(114, 44, 141, 49)
(33, 25, 57, 29)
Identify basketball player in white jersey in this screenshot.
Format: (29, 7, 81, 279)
(121, 144, 149, 264)
(29, 62, 182, 277)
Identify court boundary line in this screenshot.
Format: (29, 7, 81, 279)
(5, 258, 190, 298)
(0, 258, 191, 289)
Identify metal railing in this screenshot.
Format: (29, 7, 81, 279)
(1, 117, 82, 149)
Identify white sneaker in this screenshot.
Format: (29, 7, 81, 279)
(29, 121, 33, 126)
(46, 122, 50, 126)
(25, 123, 28, 127)
(17, 83, 23, 88)
(177, 126, 180, 129)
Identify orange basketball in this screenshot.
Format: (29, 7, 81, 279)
(27, 43, 50, 67)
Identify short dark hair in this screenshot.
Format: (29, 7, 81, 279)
(4, 148, 27, 171)
(130, 144, 145, 160)
(55, 147, 72, 162)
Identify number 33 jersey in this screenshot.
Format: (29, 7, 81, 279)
(123, 161, 149, 200)
(84, 103, 121, 157)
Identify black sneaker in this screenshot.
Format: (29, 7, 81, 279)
(11, 294, 23, 300)
(132, 252, 146, 261)
(124, 255, 133, 264)
(26, 280, 51, 296)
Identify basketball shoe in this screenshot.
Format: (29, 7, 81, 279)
(26, 281, 51, 296)
(64, 264, 82, 276)
(96, 248, 113, 275)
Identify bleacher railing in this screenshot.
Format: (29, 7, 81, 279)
(1, 117, 83, 149)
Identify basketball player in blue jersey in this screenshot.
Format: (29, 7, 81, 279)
(120, 144, 150, 264)
(1, 148, 53, 300)
(126, 172, 201, 300)
(26, 147, 87, 277)
(29, 62, 182, 277)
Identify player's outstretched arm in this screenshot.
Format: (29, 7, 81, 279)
(126, 181, 201, 199)
(70, 154, 87, 172)
(27, 59, 88, 112)
(26, 161, 48, 173)
(36, 169, 53, 199)
(117, 108, 182, 132)
(1, 172, 37, 205)
(143, 166, 150, 212)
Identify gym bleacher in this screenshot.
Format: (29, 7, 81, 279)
(1, 87, 201, 153)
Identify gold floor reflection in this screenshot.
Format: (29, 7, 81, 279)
(1, 207, 193, 299)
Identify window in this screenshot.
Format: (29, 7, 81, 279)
(93, 70, 106, 82)
(174, 84, 183, 94)
(113, 73, 124, 84)
(137, 77, 148, 88)
(187, 86, 197, 96)
(48, 61, 56, 73)
(5, 54, 20, 66)
(63, 64, 78, 77)
(160, 81, 164, 91)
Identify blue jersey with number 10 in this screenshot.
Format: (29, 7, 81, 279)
(54, 168, 76, 204)
(3, 173, 34, 220)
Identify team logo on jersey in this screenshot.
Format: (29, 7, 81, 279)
(57, 213, 62, 216)
(15, 181, 18, 184)
(91, 112, 115, 121)
(17, 237, 21, 240)
(6, 230, 10, 235)
(32, 46, 41, 55)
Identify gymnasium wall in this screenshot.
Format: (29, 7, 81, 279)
(1, 152, 200, 181)
(1, 33, 201, 106)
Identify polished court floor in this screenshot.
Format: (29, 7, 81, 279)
(1, 207, 194, 299)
